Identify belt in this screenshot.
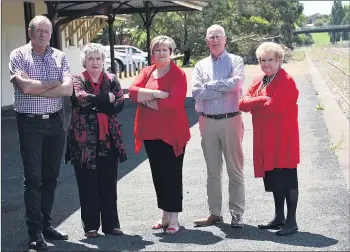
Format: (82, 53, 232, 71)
(16, 111, 61, 120)
(201, 111, 241, 120)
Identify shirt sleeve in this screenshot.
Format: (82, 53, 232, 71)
(9, 49, 24, 84)
(128, 68, 149, 103)
(157, 70, 187, 111)
(239, 80, 268, 112)
(72, 75, 97, 108)
(205, 56, 244, 92)
(60, 53, 71, 82)
(254, 76, 299, 116)
(191, 63, 223, 100)
(97, 74, 124, 115)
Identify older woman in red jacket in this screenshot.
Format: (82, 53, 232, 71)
(129, 35, 190, 235)
(239, 42, 300, 236)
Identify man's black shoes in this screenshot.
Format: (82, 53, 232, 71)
(43, 226, 68, 240)
(29, 231, 48, 250)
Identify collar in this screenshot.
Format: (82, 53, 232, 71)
(210, 50, 228, 62)
(27, 41, 53, 56)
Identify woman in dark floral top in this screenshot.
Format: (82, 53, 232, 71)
(65, 43, 127, 238)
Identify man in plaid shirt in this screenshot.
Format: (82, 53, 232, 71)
(9, 15, 72, 250)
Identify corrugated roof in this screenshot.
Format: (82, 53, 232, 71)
(56, 1, 208, 17)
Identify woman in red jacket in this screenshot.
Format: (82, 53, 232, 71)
(239, 42, 300, 236)
(129, 35, 190, 235)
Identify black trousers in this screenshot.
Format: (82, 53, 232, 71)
(144, 140, 185, 212)
(16, 114, 65, 235)
(74, 149, 120, 233)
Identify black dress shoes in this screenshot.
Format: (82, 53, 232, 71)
(43, 226, 68, 240)
(276, 224, 298, 236)
(258, 220, 285, 230)
(29, 231, 48, 250)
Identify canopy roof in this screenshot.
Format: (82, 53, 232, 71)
(55, 1, 208, 17)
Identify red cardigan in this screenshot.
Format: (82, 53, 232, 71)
(239, 68, 300, 178)
(129, 61, 190, 156)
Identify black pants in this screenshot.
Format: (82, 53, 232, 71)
(16, 114, 65, 235)
(144, 140, 185, 212)
(74, 149, 120, 233)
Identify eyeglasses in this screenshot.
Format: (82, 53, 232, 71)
(260, 58, 275, 64)
(206, 35, 224, 41)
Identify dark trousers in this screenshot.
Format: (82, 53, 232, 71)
(74, 149, 120, 233)
(144, 140, 185, 212)
(16, 114, 65, 235)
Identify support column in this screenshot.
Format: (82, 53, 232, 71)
(107, 5, 116, 74)
(46, 2, 57, 48)
(145, 1, 151, 65)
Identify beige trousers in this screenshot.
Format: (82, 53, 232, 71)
(199, 114, 245, 216)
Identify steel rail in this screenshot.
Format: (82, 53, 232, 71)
(322, 48, 350, 60)
(311, 56, 350, 106)
(316, 51, 350, 77)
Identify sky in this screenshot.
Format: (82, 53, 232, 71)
(300, 1, 334, 16)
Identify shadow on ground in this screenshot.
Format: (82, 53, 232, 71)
(217, 223, 338, 248)
(1, 97, 199, 251)
(49, 234, 154, 251)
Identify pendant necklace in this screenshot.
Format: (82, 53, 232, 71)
(262, 67, 280, 89)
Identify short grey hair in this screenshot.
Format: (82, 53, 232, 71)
(150, 35, 176, 56)
(80, 43, 106, 68)
(256, 42, 285, 62)
(29, 15, 52, 33)
(206, 24, 226, 37)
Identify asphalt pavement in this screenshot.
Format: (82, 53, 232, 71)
(1, 60, 349, 251)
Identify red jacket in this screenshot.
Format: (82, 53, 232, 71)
(239, 68, 300, 178)
(129, 61, 190, 156)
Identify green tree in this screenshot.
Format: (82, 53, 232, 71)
(330, 0, 345, 43)
(341, 4, 350, 40)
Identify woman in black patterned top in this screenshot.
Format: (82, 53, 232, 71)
(65, 43, 127, 238)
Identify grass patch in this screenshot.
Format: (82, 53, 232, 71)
(330, 135, 344, 151)
(316, 101, 324, 110)
(290, 49, 306, 61)
(311, 33, 330, 46)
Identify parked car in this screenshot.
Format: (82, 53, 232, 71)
(114, 45, 148, 59)
(104, 46, 148, 73)
(104, 57, 119, 73)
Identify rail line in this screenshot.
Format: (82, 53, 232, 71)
(322, 48, 350, 60)
(312, 51, 350, 106)
(316, 51, 350, 77)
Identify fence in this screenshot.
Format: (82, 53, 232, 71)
(108, 48, 184, 79)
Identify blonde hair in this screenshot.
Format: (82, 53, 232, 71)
(256, 42, 285, 62)
(150, 35, 176, 56)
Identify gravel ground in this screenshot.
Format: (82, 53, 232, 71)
(306, 47, 350, 119)
(1, 60, 349, 252)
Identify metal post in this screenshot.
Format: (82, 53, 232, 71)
(145, 1, 151, 65)
(107, 5, 116, 74)
(46, 2, 57, 48)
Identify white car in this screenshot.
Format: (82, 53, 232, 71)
(114, 45, 148, 59)
(104, 46, 148, 73)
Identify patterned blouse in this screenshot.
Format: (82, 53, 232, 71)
(65, 72, 127, 169)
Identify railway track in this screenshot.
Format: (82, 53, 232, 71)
(322, 48, 350, 60)
(316, 50, 350, 77)
(310, 49, 350, 110)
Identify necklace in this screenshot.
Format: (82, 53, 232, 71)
(154, 64, 171, 79)
(262, 68, 280, 89)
